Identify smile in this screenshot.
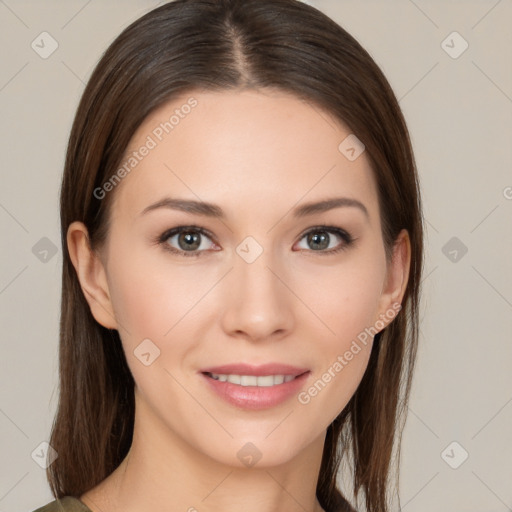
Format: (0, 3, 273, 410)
(205, 372, 296, 386)
(200, 369, 310, 410)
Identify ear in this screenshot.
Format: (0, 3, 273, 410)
(66, 221, 118, 330)
(375, 229, 411, 330)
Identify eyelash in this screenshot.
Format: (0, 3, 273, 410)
(154, 224, 355, 258)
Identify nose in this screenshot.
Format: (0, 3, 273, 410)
(220, 247, 295, 343)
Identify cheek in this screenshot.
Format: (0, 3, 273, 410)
(105, 245, 221, 392)
(105, 254, 198, 397)
(106, 246, 201, 342)
(291, 250, 386, 422)
(107, 261, 168, 342)
(294, 251, 387, 346)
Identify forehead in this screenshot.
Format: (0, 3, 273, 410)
(110, 89, 379, 225)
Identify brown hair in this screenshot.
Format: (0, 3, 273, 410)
(49, 1, 424, 511)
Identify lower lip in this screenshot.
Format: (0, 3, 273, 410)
(200, 372, 310, 410)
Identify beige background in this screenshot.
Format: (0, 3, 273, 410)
(1, 1, 511, 511)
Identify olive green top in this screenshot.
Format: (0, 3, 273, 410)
(33, 496, 92, 512)
(33, 494, 356, 511)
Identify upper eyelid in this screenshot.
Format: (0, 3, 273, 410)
(160, 225, 216, 242)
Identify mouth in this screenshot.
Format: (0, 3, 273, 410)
(202, 372, 303, 387)
(199, 364, 310, 410)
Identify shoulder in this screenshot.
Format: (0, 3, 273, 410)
(32, 496, 92, 512)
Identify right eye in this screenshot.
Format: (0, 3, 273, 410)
(157, 226, 219, 257)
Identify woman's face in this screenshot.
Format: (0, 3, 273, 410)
(75, 89, 408, 468)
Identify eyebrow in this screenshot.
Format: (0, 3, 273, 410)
(139, 196, 369, 219)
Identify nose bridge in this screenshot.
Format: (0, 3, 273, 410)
(220, 238, 294, 339)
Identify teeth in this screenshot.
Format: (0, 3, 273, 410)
(208, 373, 296, 386)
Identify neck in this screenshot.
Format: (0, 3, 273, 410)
(81, 389, 327, 512)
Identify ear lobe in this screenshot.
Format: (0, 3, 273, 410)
(376, 229, 411, 329)
(66, 221, 118, 330)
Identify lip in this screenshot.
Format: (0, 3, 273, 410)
(199, 363, 310, 410)
(199, 363, 309, 377)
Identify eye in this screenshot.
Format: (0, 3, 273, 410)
(155, 224, 355, 258)
(157, 226, 218, 257)
(295, 225, 354, 254)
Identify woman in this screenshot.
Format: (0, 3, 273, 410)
(34, 0, 423, 511)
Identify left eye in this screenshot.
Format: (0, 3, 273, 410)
(295, 227, 353, 253)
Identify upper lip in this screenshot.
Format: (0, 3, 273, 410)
(200, 363, 309, 377)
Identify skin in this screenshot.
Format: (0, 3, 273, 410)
(68, 88, 410, 512)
